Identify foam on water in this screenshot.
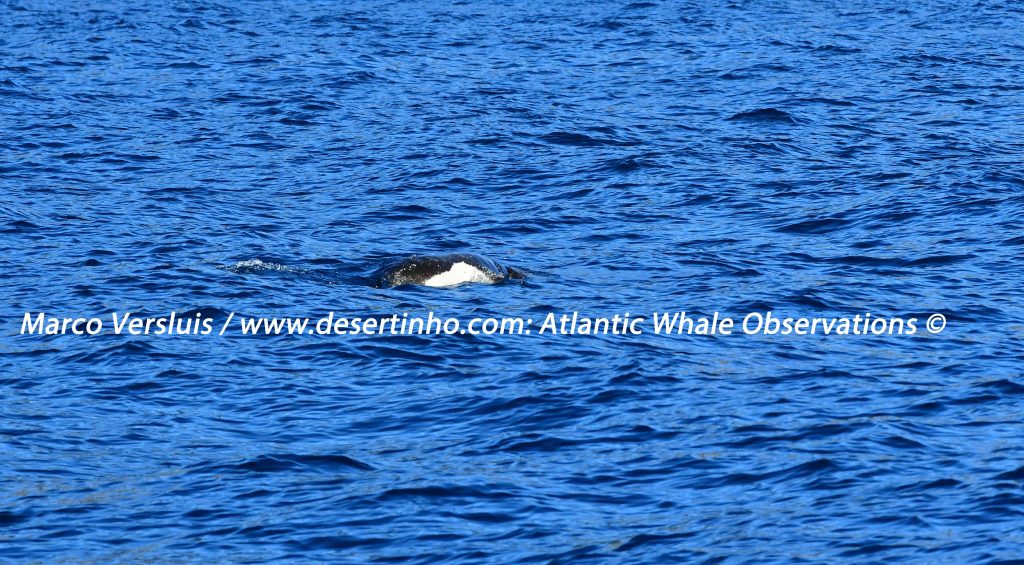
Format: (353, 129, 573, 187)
(225, 258, 295, 273)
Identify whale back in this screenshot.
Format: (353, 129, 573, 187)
(374, 253, 520, 288)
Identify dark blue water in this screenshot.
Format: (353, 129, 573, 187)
(3, 0, 1024, 562)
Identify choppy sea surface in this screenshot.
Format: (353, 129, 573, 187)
(3, 0, 1024, 562)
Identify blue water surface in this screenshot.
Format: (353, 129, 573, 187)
(3, 0, 1024, 562)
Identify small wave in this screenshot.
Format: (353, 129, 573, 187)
(616, 531, 696, 553)
(538, 131, 641, 147)
(279, 116, 318, 126)
(993, 466, 1024, 481)
(324, 70, 379, 89)
(810, 44, 862, 54)
(897, 53, 959, 64)
(903, 253, 972, 267)
(776, 217, 851, 234)
(159, 61, 210, 69)
(597, 155, 660, 172)
(727, 108, 800, 123)
(791, 96, 856, 106)
(197, 454, 373, 475)
(1, 219, 41, 233)
(378, 485, 514, 501)
(0, 511, 31, 526)
(979, 379, 1024, 395)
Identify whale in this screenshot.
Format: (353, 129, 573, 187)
(373, 253, 525, 288)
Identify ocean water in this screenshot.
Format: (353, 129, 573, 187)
(3, 0, 1024, 562)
